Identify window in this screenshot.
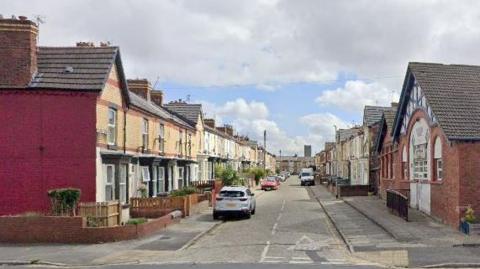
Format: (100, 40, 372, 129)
(142, 166, 150, 182)
(434, 137, 443, 181)
(119, 164, 127, 203)
(159, 124, 165, 153)
(105, 165, 115, 201)
(158, 167, 165, 193)
(142, 118, 149, 150)
(178, 167, 184, 189)
(152, 166, 158, 197)
(188, 134, 192, 156)
(107, 108, 117, 145)
(413, 144, 428, 179)
(179, 130, 183, 155)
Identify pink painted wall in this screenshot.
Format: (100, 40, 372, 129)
(0, 90, 98, 215)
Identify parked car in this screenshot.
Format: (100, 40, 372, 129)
(261, 176, 280, 191)
(214, 186, 256, 219)
(277, 174, 287, 182)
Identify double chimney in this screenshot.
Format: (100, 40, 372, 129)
(127, 79, 164, 107)
(0, 16, 38, 87)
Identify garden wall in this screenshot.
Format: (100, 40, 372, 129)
(0, 214, 178, 244)
(338, 185, 370, 197)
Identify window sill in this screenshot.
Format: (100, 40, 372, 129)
(107, 144, 118, 150)
(121, 204, 130, 209)
(430, 180, 444, 185)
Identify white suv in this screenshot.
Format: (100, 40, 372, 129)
(213, 186, 256, 219)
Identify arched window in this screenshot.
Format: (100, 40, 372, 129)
(434, 137, 443, 181)
(410, 119, 430, 180)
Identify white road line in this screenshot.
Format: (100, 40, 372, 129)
(276, 213, 282, 221)
(291, 257, 311, 260)
(271, 223, 278, 235)
(264, 256, 285, 259)
(259, 241, 271, 263)
(280, 199, 286, 211)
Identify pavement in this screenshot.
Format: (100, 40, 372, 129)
(0, 176, 383, 269)
(311, 183, 480, 268)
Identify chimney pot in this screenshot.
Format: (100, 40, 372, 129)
(18, 16, 27, 21)
(127, 79, 152, 101)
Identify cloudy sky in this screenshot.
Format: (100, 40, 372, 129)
(5, 0, 480, 155)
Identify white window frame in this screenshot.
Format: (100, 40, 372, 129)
(142, 118, 149, 150)
(413, 144, 428, 180)
(158, 167, 165, 193)
(142, 166, 150, 182)
(107, 108, 117, 145)
(178, 167, 184, 188)
(119, 164, 127, 204)
(159, 123, 165, 152)
(105, 164, 115, 201)
(436, 159, 443, 181)
(152, 166, 158, 197)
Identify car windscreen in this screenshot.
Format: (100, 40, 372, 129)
(301, 173, 311, 177)
(219, 191, 245, 197)
(266, 177, 277, 181)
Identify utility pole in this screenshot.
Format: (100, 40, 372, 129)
(263, 130, 267, 171)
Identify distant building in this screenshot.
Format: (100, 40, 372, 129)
(304, 145, 312, 157)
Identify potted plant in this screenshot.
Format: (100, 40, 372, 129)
(137, 184, 148, 198)
(460, 206, 478, 234)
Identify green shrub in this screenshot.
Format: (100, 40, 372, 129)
(47, 188, 81, 216)
(249, 168, 266, 184)
(170, 186, 197, 197)
(127, 218, 147, 225)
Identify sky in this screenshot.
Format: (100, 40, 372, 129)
(4, 0, 480, 155)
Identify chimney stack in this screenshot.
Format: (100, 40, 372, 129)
(204, 118, 216, 128)
(0, 16, 38, 87)
(391, 102, 399, 109)
(150, 90, 164, 107)
(127, 79, 152, 101)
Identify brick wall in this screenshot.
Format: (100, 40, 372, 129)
(0, 215, 177, 244)
(0, 18, 38, 87)
(338, 185, 370, 197)
(0, 90, 97, 215)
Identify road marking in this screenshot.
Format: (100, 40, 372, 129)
(276, 213, 282, 221)
(280, 199, 286, 211)
(259, 241, 271, 263)
(271, 223, 278, 235)
(289, 260, 313, 264)
(292, 257, 311, 260)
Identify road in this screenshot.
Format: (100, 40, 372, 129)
(3, 176, 382, 269)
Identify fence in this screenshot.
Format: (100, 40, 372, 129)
(386, 189, 409, 221)
(79, 201, 121, 227)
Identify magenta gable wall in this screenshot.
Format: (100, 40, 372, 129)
(0, 90, 97, 215)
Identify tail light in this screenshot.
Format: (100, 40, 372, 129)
(216, 197, 223, 201)
(239, 198, 248, 201)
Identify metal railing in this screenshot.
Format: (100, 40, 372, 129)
(386, 189, 409, 221)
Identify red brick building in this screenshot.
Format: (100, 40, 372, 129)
(0, 17, 130, 215)
(379, 62, 480, 228)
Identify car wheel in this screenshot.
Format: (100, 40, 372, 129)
(213, 211, 220, 220)
(301, 182, 304, 186)
(245, 211, 251, 219)
(252, 207, 256, 215)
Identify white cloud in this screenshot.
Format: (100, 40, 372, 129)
(10, 0, 480, 90)
(201, 98, 346, 155)
(315, 80, 400, 113)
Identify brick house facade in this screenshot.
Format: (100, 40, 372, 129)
(380, 62, 480, 228)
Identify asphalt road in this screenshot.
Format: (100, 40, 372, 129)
(2, 176, 383, 269)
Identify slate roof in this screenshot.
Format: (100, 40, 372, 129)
(128, 92, 193, 129)
(395, 62, 480, 140)
(383, 107, 397, 128)
(164, 103, 202, 125)
(30, 46, 119, 90)
(363, 106, 388, 126)
(337, 128, 361, 142)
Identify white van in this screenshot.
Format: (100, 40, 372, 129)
(300, 168, 315, 186)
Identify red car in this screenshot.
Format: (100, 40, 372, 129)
(261, 176, 280, 191)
